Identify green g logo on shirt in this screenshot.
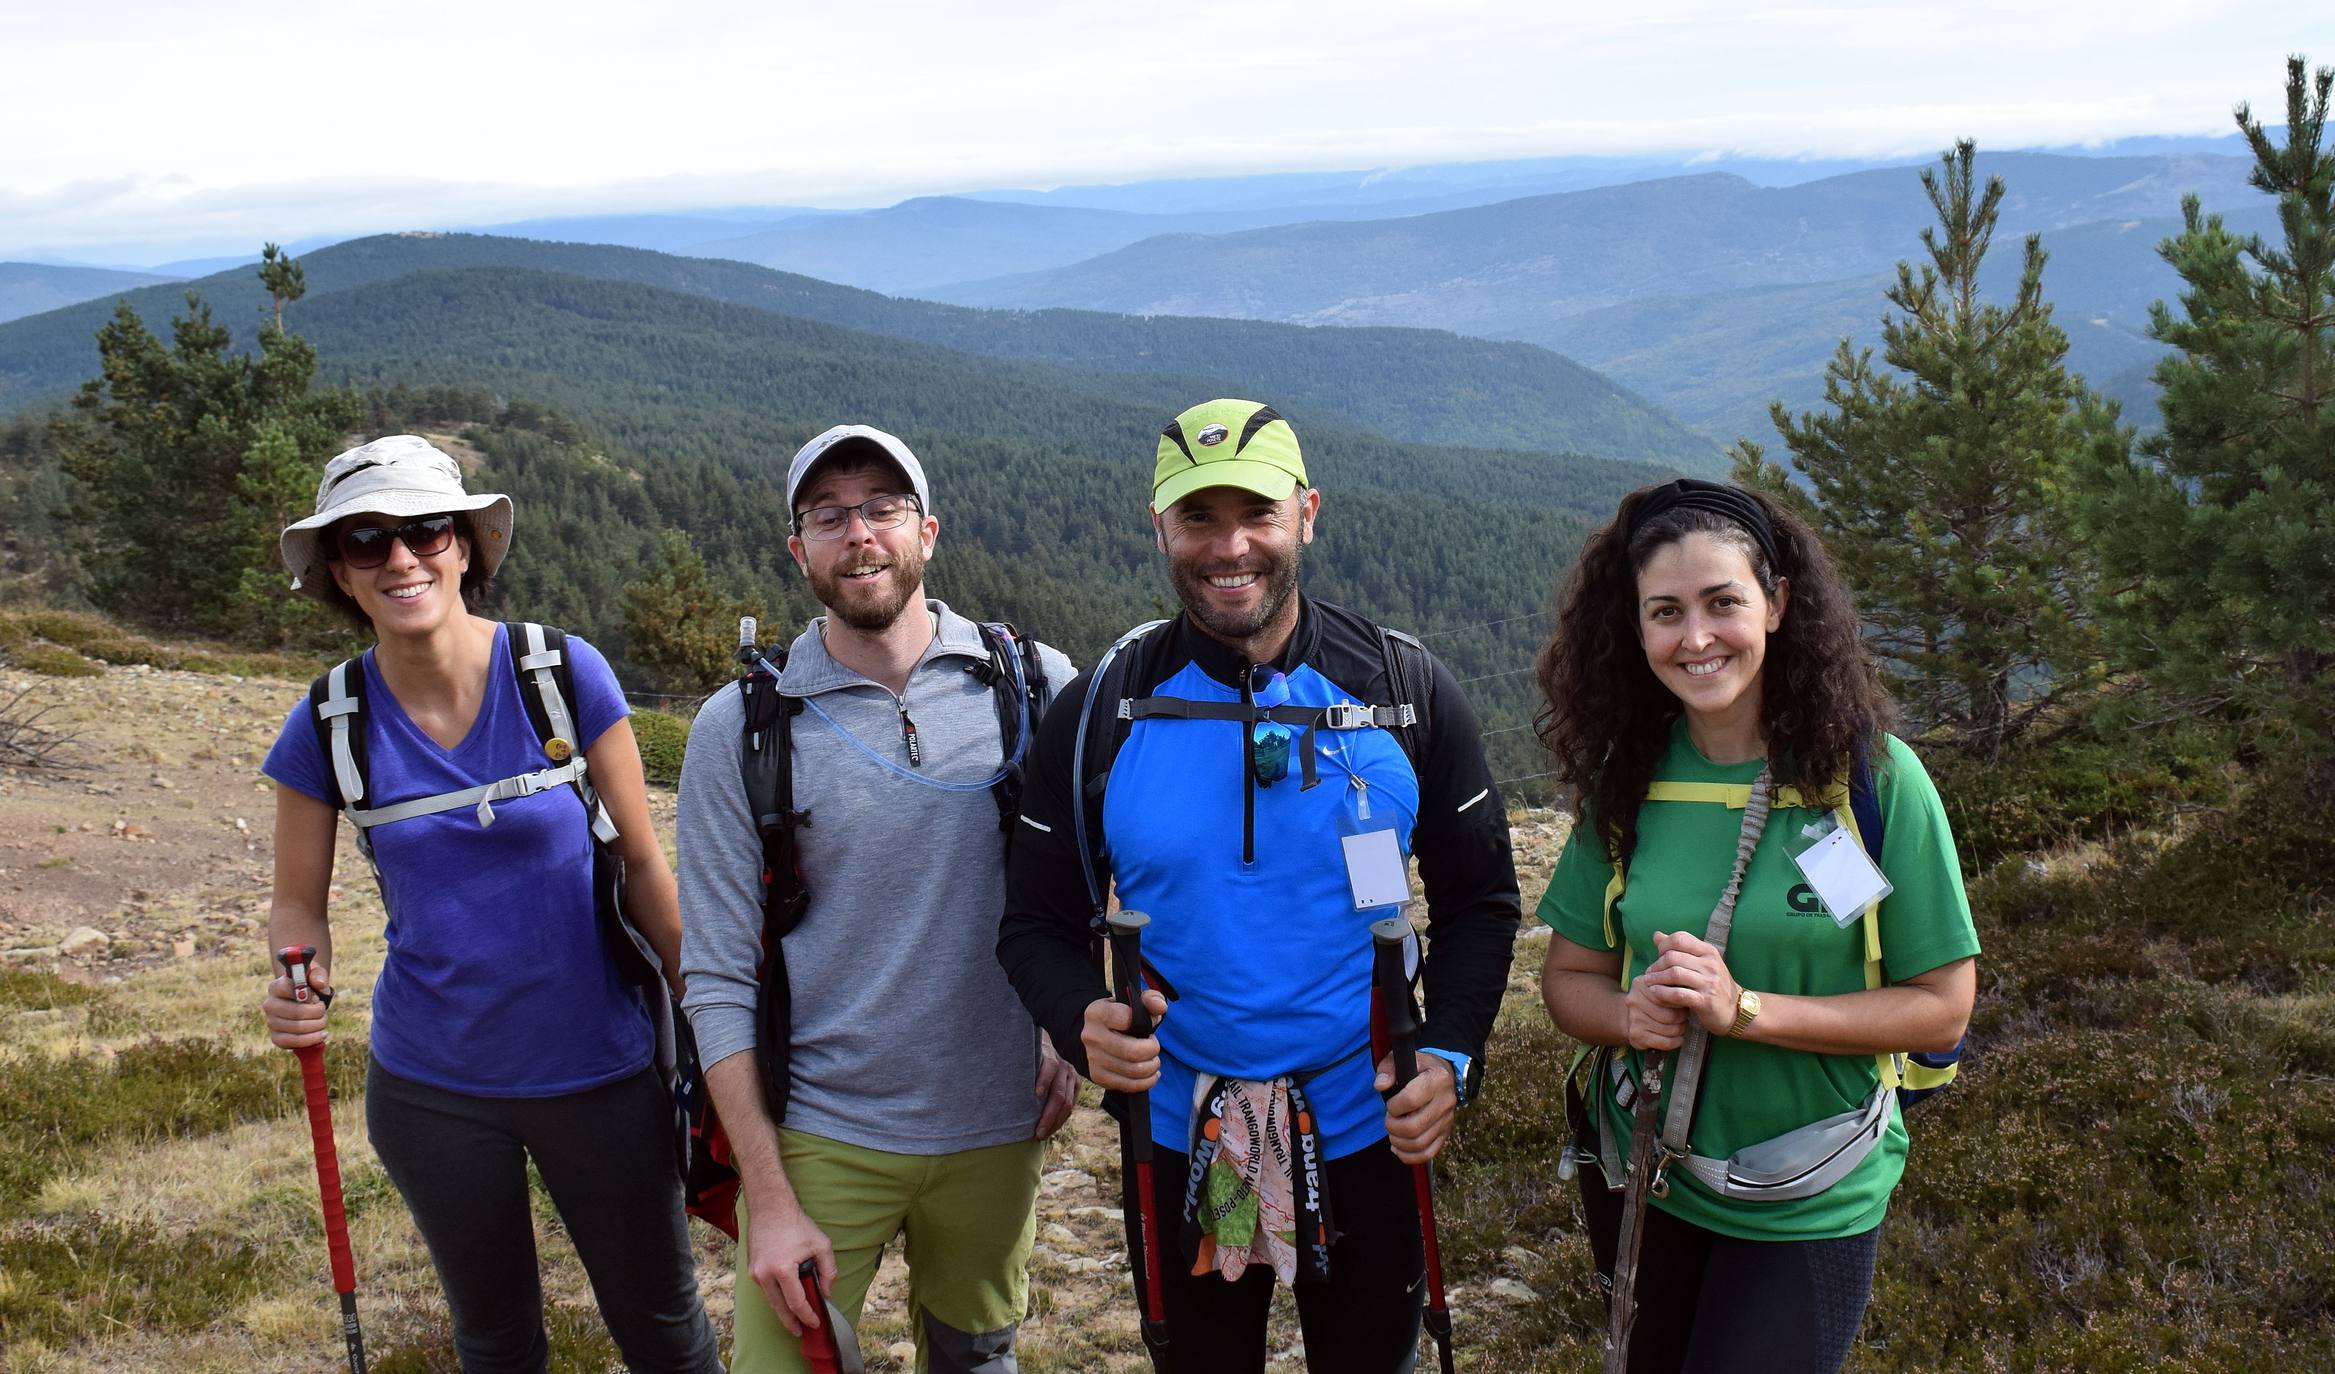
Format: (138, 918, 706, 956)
(1786, 883, 1829, 918)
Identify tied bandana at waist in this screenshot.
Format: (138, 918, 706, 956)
(1183, 1075, 1337, 1287)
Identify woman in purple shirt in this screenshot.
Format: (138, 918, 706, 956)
(258, 436, 717, 1373)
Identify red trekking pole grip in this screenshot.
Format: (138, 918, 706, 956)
(277, 945, 367, 1372)
(1105, 909, 1169, 1356)
(797, 1260, 845, 1374)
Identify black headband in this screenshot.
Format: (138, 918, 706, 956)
(1628, 478, 1783, 576)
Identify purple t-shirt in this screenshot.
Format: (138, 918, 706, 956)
(265, 626, 650, 1097)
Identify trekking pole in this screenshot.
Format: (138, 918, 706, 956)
(1369, 916, 1456, 1374)
(1106, 910, 1170, 1360)
(1604, 1052, 1667, 1374)
(1607, 771, 1770, 1374)
(796, 1259, 866, 1374)
(277, 945, 368, 1374)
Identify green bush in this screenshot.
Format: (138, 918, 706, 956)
(0, 1033, 369, 1220)
(0, 607, 332, 680)
(633, 708, 689, 788)
(14, 644, 102, 677)
(7, 610, 111, 648)
(0, 1217, 279, 1344)
(1929, 730, 2231, 870)
(77, 635, 170, 667)
(0, 968, 99, 1012)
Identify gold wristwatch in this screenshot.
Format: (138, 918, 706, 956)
(1728, 988, 1762, 1038)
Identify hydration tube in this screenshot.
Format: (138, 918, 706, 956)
(1072, 621, 1169, 915)
(758, 627, 1034, 793)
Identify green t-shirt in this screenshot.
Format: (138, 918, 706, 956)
(1538, 724, 1979, 1241)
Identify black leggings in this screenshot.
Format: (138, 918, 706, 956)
(365, 1058, 720, 1374)
(1577, 1157, 1880, 1374)
(1123, 1132, 1428, 1374)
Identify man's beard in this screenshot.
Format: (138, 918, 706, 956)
(1169, 541, 1302, 643)
(810, 543, 927, 632)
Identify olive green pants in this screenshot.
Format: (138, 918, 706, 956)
(730, 1129, 1042, 1374)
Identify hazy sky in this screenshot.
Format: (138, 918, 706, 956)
(5, 0, 2330, 260)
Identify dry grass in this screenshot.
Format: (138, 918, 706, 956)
(8, 657, 2333, 1369)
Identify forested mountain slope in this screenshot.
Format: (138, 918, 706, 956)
(0, 264, 178, 325)
(0, 234, 1719, 470)
(236, 266, 1598, 781)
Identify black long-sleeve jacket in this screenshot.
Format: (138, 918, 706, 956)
(997, 597, 1521, 1103)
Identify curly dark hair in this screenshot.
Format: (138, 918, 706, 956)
(1533, 481, 1894, 865)
(313, 512, 498, 631)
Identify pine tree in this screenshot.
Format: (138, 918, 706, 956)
(2074, 57, 2335, 764)
(259, 242, 305, 333)
(1734, 141, 2114, 757)
(621, 531, 767, 693)
(58, 248, 358, 639)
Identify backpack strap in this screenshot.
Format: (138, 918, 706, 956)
(507, 622, 618, 845)
(1375, 626, 1432, 777)
(737, 639, 807, 1124)
(740, 643, 809, 935)
(308, 657, 368, 812)
(975, 622, 1051, 837)
(1071, 620, 1169, 923)
(307, 656, 374, 864)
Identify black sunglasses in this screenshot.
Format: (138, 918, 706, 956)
(335, 514, 458, 569)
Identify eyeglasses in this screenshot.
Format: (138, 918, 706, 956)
(335, 515, 457, 568)
(795, 494, 921, 542)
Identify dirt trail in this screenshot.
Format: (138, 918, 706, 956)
(1, 666, 292, 971)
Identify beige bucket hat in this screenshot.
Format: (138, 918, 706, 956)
(278, 435, 514, 599)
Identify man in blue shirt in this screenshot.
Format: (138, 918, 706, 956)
(998, 400, 1521, 1372)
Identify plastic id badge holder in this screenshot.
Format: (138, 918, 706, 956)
(1337, 772, 1411, 912)
(1792, 824, 1893, 929)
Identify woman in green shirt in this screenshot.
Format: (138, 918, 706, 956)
(1534, 478, 1978, 1374)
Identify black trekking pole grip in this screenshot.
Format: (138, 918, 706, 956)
(1369, 917, 1420, 1086)
(1370, 916, 1456, 1374)
(1105, 910, 1169, 1358)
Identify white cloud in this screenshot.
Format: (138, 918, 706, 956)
(2, 0, 2328, 257)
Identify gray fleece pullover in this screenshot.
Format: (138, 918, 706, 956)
(678, 600, 1073, 1155)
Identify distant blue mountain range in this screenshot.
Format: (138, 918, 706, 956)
(0, 263, 180, 325)
(6, 133, 2280, 445)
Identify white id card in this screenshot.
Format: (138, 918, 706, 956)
(1792, 826, 1892, 929)
(1341, 827, 1412, 910)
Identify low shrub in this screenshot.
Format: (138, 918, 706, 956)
(13, 644, 101, 676)
(0, 607, 333, 680)
(1929, 730, 2231, 870)
(0, 1032, 369, 1220)
(3, 610, 111, 648)
(0, 1217, 278, 1344)
(633, 708, 689, 788)
(76, 635, 168, 667)
(0, 968, 99, 1012)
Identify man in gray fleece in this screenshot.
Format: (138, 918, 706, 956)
(678, 424, 1077, 1374)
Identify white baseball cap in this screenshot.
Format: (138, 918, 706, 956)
(784, 425, 932, 528)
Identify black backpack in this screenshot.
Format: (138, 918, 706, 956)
(734, 617, 1053, 1125)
